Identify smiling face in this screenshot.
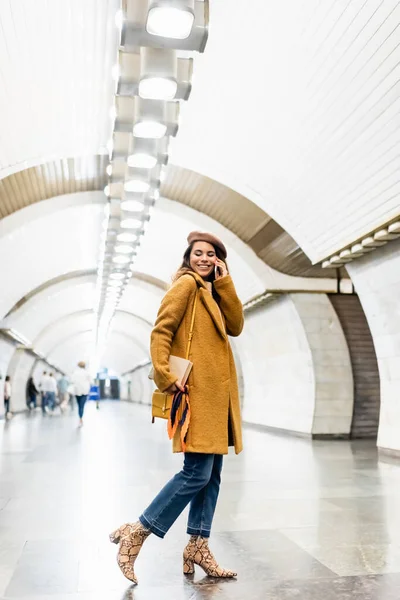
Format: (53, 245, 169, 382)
(189, 241, 216, 279)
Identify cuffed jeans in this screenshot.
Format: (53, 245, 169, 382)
(139, 453, 223, 539)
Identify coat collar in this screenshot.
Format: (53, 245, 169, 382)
(184, 271, 227, 340)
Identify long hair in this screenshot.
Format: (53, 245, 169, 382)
(173, 242, 228, 302)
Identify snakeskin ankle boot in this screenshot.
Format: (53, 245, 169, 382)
(183, 535, 237, 578)
(109, 521, 151, 584)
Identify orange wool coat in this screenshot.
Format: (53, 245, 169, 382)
(151, 271, 244, 455)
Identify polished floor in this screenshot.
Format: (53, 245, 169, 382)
(1, 402, 400, 599)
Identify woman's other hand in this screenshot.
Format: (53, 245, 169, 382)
(166, 380, 186, 394)
(215, 258, 228, 279)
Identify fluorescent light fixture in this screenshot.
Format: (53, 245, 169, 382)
(115, 244, 134, 254)
(139, 77, 177, 100)
(146, 2, 195, 39)
(121, 200, 145, 212)
(133, 120, 167, 138)
(106, 165, 113, 176)
(113, 255, 131, 264)
(124, 180, 150, 193)
(127, 153, 157, 169)
(112, 64, 120, 81)
(115, 8, 124, 30)
(117, 232, 137, 242)
(121, 218, 142, 229)
(110, 272, 125, 280)
(108, 280, 123, 287)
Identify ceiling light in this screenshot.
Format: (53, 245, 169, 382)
(113, 255, 131, 264)
(109, 106, 117, 120)
(127, 153, 157, 169)
(115, 8, 124, 30)
(106, 165, 113, 176)
(104, 185, 110, 196)
(117, 232, 138, 243)
(146, 2, 195, 40)
(112, 64, 120, 81)
(139, 47, 178, 101)
(124, 180, 150, 193)
(115, 244, 134, 254)
(110, 272, 125, 280)
(121, 218, 142, 229)
(133, 120, 167, 139)
(108, 280, 123, 287)
(139, 77, 177, 100)
(121, 200, 145, 212)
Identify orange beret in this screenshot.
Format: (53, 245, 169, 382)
(187, 231, 227, 259)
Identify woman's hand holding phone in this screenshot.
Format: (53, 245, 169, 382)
(215, 258, 228, 280)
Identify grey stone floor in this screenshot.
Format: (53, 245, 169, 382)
(1, 402, 400, 599)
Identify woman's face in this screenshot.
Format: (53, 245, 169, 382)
(189, 241, 216, 279)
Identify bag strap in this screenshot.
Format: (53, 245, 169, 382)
(185, 288, 198, 360)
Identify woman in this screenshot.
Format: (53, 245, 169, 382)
(27, 376, 38, 409)
(4, 375, 12, 419)
(71, 361, 92, 426)
(110, 231, 244, 584)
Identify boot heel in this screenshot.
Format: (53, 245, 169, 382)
(183, 555, 195, 575)
(109, 529, 121, 544)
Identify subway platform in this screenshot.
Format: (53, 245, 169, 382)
(1, 401, 400, 599)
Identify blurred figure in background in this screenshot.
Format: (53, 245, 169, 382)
(4, 375, 12, 419)
(71, 361, 92, 426)
(39, 371, 49, 413)
(47, 373, 58, 413)
(58, 374, 70, 413)
(27, 376, 38, 410)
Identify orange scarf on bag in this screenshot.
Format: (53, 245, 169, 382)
(167, 388, 191, 452)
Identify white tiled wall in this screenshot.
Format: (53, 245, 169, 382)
(236, 294, 353, 436)
(347, 239, 400, 453)
(121, 367, 154, 407)
(291, 295, 354, 436)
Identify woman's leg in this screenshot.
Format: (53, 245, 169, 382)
(79, 395, 87, 418)
(187, 454, 223, 538)
(139, 453, 215, 538)
(4, 399, 9, 415)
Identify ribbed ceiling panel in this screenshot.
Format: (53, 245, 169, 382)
(0, 156, 107, 218)
(162, 165, 338, 278)
(0, 0, 118, 179)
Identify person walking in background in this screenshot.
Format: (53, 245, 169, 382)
(57, 374, 70, 413)
(110, 231, 244, 584)
(4, 375, 12, 419)
(27, 376, 38, 409)
(71, 361, 92, 426)
(39, 370, 49, 413)
(46, 373, 58, 413)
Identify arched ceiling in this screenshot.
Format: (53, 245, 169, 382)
(0, 157, 337, 278)
(170, 0, 400, 263)
(0, 192, 104, 319)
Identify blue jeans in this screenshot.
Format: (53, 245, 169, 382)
(46, 392, 56, 410)
(76, 395, 87, 419)
(139, 453, 223, 539)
